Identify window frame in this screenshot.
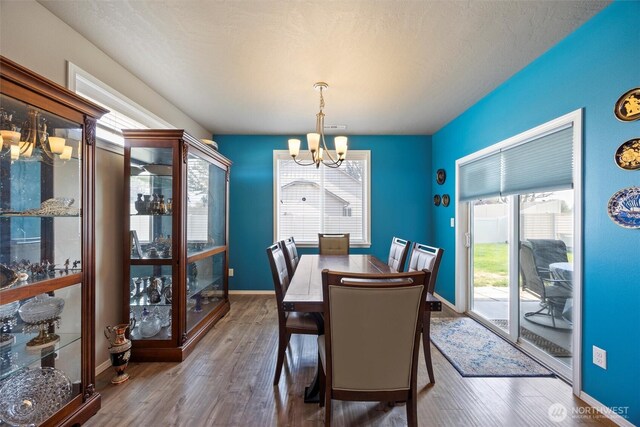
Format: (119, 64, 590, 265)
(66, 61, 173, 155)
(273, 149, 371, 248)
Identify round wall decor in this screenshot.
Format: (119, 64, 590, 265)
(442, 194, 450, 207)
(614, 138, 640, 170)
(614, 88, 640, 122)
(607, 186, 640, 229)
(436, 169, 446, 185)
(433, 195, 441, 206)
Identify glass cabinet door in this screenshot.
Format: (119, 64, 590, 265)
(128, 147, 174, 341)
(1, 94, 83, 289)
(186, 153, 226, 256)
(186, 150, 227, 334)
(0, 93, 86, 425)
(186, 252, 226, 333)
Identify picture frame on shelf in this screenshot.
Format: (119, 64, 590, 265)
(130, 230, 143, 259)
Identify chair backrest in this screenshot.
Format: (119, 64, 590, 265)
(520, 239, 569, 297)
(321, 270, 429, 392)
(266, 243, 290, 316)
(407, 243, 444, 294)
(388, 237, 411, 272)
(318, 233, 350, 255)
(280, 236, 299, 278)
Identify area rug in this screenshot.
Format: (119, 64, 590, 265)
(491, 319, 571, 358)
(430, 317, 554, 377)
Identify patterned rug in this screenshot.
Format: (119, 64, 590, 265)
(430, 318, 554, 377)
(491, 319, 572, 358)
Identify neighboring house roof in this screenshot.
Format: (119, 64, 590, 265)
(281, 180, 350, 205)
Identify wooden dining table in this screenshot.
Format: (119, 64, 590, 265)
(282, 254, 442, 402)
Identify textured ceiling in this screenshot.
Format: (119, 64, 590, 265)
(39, 0, 609, 135)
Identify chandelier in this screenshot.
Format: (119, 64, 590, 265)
(288, 82, 347, 168)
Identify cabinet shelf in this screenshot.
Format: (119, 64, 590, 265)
(0, 273, 82, 305)
(0, 332, 82, 381)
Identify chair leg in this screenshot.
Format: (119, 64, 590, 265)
(422, 313, 435, 384)
(406, 388, 418, 427)
(273, 330, 290, 385)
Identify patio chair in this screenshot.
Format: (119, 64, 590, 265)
(520, 239, 572, 328)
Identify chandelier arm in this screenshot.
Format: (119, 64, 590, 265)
(321, 158, 343, 168)
(292, 157, 316, 167)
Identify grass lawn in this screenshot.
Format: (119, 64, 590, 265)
(474, 242, 508, 287)
(473, 241, 573, 287)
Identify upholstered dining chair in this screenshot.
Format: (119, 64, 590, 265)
(318, 233, 350, 255)
(407, 243, 444, 384)
(266, 243, 320, 385)
(318, 269, 430, 427)
(387, 237, 411, 272)
(280, 236, 300, 278)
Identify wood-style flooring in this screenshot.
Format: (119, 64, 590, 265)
(88, 295, 614, 426)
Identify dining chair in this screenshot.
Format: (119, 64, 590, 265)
(407, 243, 444, 384)
(266, 243, 320, 385)
(280, 236, 300, 278)
(387, 237, 411, 272)
(318, 233, 350, 255)
(318, 269, 430, 427)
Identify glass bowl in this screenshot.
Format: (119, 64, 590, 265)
(18, 294, 65, 324)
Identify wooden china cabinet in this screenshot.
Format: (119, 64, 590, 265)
(122, 130, 231, 362)
(0, 56, 107, 426)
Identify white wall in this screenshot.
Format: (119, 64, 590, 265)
(0, 0, 212, 370)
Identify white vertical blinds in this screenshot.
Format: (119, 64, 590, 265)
(459, 124, 574, 201)
(275, 151, 370, 245)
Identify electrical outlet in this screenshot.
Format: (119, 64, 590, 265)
(450, 218, 455, 228)
(228, 268, 234, 277)
(593, 345, 607, 369)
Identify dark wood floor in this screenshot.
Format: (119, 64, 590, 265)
(88, 295, 614, 426)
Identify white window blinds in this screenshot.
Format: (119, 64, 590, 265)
(459, 124, 574, 201)
(274, 150, 370, 245)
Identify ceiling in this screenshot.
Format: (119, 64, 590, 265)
(40, 0, 609, 135)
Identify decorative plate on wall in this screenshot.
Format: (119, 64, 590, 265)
(442, 194, 451, 207)
(433, 195, 441, 206)
(436, 169, 446, 185)
(614, 88, 640, 122)
(614, 138, 640, 170)
(607, 186, 640, 229)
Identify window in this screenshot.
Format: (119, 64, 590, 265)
(67, 62, 173, 152)
(274, 150, 370, 246)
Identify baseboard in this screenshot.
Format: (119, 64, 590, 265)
(433, 292, 460, 313)
(229, 290, 275, 295)
(95, 358, 111, 376)
(579, 392, 635, 427)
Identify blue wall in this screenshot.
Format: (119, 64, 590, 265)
(431, 2, 639, 422)
(216, 134, 433, 291)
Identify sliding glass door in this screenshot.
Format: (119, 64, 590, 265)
(459, 111, 581, 382)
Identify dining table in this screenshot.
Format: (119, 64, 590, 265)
(282, 254, 442, 403)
